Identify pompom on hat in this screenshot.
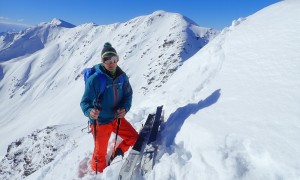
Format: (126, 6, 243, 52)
(101, 42, 117, 58)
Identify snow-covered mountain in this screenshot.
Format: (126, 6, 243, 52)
(0, 18, 75, 62)
(0, 11, 218, 179)
(0, 12, 218, 95)
(1, 1, 300, 179)
(0, 22, 31, 34)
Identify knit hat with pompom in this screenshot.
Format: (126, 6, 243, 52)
(101, 42, 117, 58)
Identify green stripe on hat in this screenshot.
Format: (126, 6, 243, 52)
(102, 51, 117, 57)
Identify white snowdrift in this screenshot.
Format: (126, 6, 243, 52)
(145, 1, 300, 179)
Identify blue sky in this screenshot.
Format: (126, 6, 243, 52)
(0, 0, 281, 30)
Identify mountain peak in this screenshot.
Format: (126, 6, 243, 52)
(49, 18, 76, 28)
(149, 10, 198, 26)
(151, 10, 167, 16)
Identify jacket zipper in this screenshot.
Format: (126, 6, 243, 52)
(112, 74, 123, 118)
(112, 79, 117, 111)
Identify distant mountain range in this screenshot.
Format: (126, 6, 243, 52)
(0, 22, 31, 33)
(0, 11, 219, 95)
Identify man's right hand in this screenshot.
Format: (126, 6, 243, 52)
(90, 108, 100, 120)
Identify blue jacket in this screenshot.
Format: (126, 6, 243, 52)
(80, 64, 133, 124)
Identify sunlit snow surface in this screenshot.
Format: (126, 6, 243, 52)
(0, 1, 300, 179)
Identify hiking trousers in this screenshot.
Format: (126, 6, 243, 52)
(90, 118, 138, 172)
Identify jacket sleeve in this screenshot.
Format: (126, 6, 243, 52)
(80, 77, 97, 118)
(119, 75, 133, 113)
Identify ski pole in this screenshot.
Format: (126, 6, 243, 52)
(93, 99, 101, 175)
(109, 118, 121, 165)
(94, 120, 98, 174)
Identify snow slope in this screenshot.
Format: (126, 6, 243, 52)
(144, 1, 300, 179)
(0, 11, 218, 179)
(1, 1, 300, 179)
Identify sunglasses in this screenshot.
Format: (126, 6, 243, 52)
(103, 56, 119, 63)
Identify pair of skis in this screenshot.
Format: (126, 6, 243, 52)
(118, 106, 163, 180)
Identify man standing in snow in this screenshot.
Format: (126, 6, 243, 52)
(80, 42, 138, 173)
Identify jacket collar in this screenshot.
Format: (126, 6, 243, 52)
(96, 63, 124, 79)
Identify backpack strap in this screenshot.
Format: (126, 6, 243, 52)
(83, 66, 106, 95)
(119, 74, 125, 84)
(92, 72, 106, 111)
(95, 72, 106, 96)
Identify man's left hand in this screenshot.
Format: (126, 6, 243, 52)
(117, 108, 126, 118)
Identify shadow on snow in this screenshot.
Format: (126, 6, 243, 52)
(160, 89, 221, 148)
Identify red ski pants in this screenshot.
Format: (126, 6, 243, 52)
(90, 118, 138, 173)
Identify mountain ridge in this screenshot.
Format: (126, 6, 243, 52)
(0, 10, 218, 158)
(1, 1, 300, 179)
